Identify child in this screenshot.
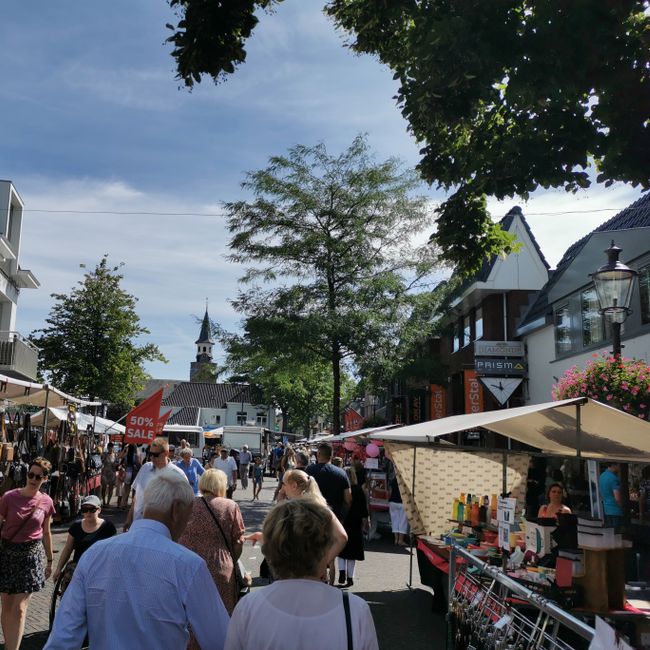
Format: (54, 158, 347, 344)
(253, 456, 264, 501)
(115, 462, 126, 510)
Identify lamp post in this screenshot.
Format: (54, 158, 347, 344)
(590, 241, 637, 356)
(590, 241, 637, 525)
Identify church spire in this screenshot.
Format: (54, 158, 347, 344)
(195, 302, 214, 345)
(190, 302, 218, 381)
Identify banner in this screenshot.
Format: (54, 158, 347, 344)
(409, 390, 426, 424)
(124, 388, 166, 445)
(429, 384, 446, 420)
(464, 370, 484, 414)
(155, 409, 173, 436)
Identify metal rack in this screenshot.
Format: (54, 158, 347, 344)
(448, 545, 595, 649)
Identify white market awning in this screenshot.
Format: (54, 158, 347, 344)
(370, 398, 650, 461)
(30, 407, 125, 434)
(328, 424, 401, 442)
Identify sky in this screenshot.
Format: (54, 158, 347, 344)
(0, 1, 644, 381)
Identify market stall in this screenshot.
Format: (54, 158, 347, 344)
(370, 397, 650, 647)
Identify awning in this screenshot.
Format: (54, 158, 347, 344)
(30, 407, 125, 434)
(328, 424, 401, 442)
(204, 427, 223, 439)
(370, 398, 650, 461)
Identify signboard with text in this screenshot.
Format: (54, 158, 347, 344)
(429, 384, 446, 420)
(464, 370, 484, 414)
(474, 341, 525, 357)
(475, 358, 527, 376)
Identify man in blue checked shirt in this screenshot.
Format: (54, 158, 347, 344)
(176, 447, 205, 494)
(45, 472, 229, 650)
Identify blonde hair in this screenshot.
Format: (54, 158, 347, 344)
(150, 437, 169, 451)
(199, 468, 228, 497)
(345, 465, 357, 486)
(283, 469, 326, 505)
(262, 498, 334, 579)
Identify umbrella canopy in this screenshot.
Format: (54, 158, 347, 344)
(371, 398, 650, 461)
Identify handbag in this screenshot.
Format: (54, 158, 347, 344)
(201, 497, 250, 600)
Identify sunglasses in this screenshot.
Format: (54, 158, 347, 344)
(27, 471, 46, 480)
(81, 506, 98, 513)
(149, 450, 165, 458)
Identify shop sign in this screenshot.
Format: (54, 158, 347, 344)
(409, 389, 426, 424)
(475, 358, 527, 376)
(429, 384, 446, 420)
(474, 340, 525, 357)
(391, 396, 407, 424)
(464, 370, 484, 414)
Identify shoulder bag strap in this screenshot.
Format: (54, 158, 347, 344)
(201, 496, 233, 557)
(343, 591, 353, 650)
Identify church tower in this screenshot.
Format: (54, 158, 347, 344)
(190, 306, 218, 382)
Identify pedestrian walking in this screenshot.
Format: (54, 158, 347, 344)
(100, 443, 118, 507)
(179, 469, 245, 618)
(238, 445, 252, 490)
(226, 499, 377, 650)
(252, 456, 264, 500)
(212, 448, 239, 499)
(273, 446, 296, 500)
(389, 474, 408, 546)
(0, 457, 56, 650)
(175, 447, 205, 495)
(337, 466, 369, 588)
(45, 472, 230, 650)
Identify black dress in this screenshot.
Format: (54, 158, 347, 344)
(339, 485, 369, 561)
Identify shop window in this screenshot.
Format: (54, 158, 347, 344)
(640, 264, 650, 325)
(554, 304, 573, 355)
(475, 307, 483, 340)
(581, 288, 604, 347)
(463, 315, 471, 347)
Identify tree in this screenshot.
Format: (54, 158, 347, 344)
(226, 136, 440, 435)
(166, 1, 650, 275)
(30, 257, 166, 406)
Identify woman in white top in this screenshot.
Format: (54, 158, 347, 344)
(226, 498, 379, 650)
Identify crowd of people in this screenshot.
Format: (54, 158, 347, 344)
(0, 439, 384, 650)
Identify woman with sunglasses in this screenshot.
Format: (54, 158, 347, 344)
(52, 495, 116, 584)
(0, 457, 56, 650)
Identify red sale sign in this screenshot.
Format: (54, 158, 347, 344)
(123, 388, 169, 445)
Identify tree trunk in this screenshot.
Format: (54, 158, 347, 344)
(332, 344, 341, 435)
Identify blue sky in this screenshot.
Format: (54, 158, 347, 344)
(0, 1, 643, 382)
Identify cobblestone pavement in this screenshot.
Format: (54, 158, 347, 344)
(5, 479, 444, 649)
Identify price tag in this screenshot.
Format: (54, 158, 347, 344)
(493, 614, 513, 631)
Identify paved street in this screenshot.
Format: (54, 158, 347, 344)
(5, 480, 444, 649)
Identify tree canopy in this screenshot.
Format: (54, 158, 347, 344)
(226, 135, 440, 434)
(166, 0, 650, 275)
(30, 257, 166, 406)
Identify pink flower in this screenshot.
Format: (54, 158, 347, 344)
(606, 394, 614, 401)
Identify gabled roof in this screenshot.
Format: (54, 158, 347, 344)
(162, 382, 262, 408)
(518, 192, 650, 332)
(451, 206, 549, 299)
(168, 407, 200, 426)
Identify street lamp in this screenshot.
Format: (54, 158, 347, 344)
(590, 241, 637, 356)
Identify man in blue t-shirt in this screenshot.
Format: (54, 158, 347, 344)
(305, 442, 351, 521)
(599, 462, 623, 528)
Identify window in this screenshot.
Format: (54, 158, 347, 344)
(463, 315, 471, 347)
(581, 288, 604, 347)
(452, 321, 461, 353)
(554, 304, 573, 355)
(256, 413, 267, 426)
(210, 414, 221, 424)
(640, 264, 650, 325)
(475, 307, 483, 340)
(236, 411, 247, 425)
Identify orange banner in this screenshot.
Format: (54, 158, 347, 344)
(464, 370, 484, 414)
(124, 388, 166, 445)
(429, 384, 446, 420)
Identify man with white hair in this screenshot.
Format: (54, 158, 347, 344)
(45, 472, 230, 650)
(238, 444, 252, 490)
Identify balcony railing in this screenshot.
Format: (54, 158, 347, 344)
(0, 331, 39, 381)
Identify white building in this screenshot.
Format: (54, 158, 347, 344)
(0, 181, 40, 380)
(517, 194, 650, 404)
